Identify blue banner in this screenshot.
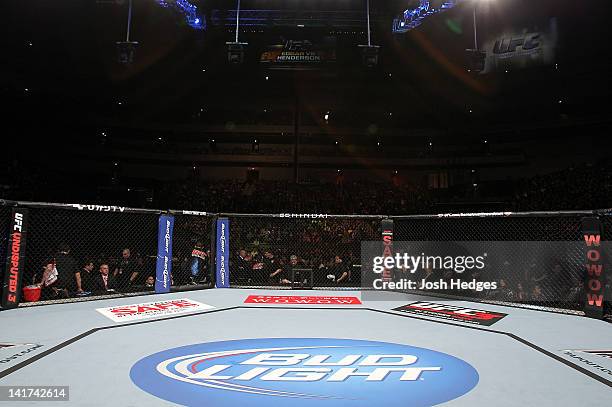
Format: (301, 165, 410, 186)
(155, 215, 174, 293)
(215, 218, 230, 288)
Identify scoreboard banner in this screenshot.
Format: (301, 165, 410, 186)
(260, 38, 336, 71)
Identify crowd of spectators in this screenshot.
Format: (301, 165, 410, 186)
(24, 243, 212, 302)
(156, 160, 612, 215)
(3, 156, 612, 215)
(157, 178, 437, 215)
(226, 219, 609, 312)
(228, 217, 379, 286)
(513, 160, 612, 211)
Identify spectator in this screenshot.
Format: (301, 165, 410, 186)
(94, 263, 114, 293)
(262, 250, 283, 284)
(76, 259, 95, 294)
(54, 243, 79, 294)
(38, 259, 68, 300)
(327, 255, 349, 285)
(532, 284, 545, 303)
(235, 249, 252, 284)
(189, 241, 209, 285)
(278, 255, 299, 286)
(114, 248, 138, 289)
(145, 275, 155, 290)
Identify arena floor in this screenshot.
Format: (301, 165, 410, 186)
(0, 289, 610, 406)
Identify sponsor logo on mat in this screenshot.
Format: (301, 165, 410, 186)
(560, 350, 612, 376)
(567, 350, 612, 359)
(244, 295, 362, 305)
(130, 338, 479, 407)
(0, 344, 43, 364)
(393, 301, 507, 326)
(96, 298, 214, 322)
(0, 343, 28, 350)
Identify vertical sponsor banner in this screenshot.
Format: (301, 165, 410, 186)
(582, 217, 605, 318)
(155, 215, 174, 294)
(215, 218, 229, 288)
(2, 208, 28, 309)
(381, 219, 394, 282)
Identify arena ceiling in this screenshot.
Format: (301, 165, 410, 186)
(1, 0, 611, 138)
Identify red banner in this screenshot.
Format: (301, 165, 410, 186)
(244, 295, 361, 305)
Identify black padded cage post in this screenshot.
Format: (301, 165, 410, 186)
(0, 200, 16, 308)
(1, 205, 28, 309)
(581, 216, 606, 319)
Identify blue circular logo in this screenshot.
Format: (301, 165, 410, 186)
(131, 338, 478, 407)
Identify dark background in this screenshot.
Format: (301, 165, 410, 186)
(1, 0, 611, 213)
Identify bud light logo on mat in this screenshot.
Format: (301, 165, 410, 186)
(130, 338, 478, 407)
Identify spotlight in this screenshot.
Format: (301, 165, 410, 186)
(466, 49, 486, 73)
(116, 41, 139, 64)
(226, 42, 248, 65)
(358, 45, 380, 69)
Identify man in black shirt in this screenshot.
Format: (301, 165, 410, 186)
(235, 249, 252, 284)
(114, 248, 138, 290)
(327, 255, 349, 285)
(279, 255, 300, 286)
(54, 243, 79, 294)
(262, 250, 282, 284)
(76, 259, 95, 294)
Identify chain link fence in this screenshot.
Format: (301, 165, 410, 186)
(599, 212, 612, 317)
(170, 211, 215, 289)
(1, 200, 609, 317)
(392, 212, 604, 313)
(225, 214, 383, 288)
(20, 203, 161, 303)
(0, 201, 216, 307)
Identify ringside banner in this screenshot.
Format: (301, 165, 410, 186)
(96, 298, 213, 323)
(155, 215, 174, 294)
(216, 218, 230, 288)
(244, 295, 362, 305)
(1, 208, 28, 309)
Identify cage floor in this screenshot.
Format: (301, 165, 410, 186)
(0, 289, 610, 406)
